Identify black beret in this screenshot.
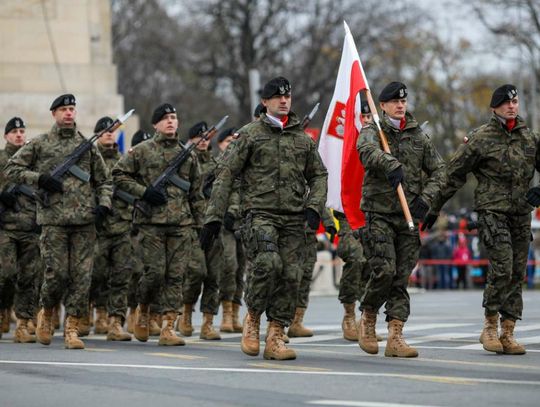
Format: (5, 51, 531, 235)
(151, 103, 176, 125)
(94, 116, 114, 134)
(4, 117, 25, 135)
(131, 130, 152, 147)
(50, 93, 76, 111)
(253, 103, 266, 118)
(188, 121, 208, 139)
(378, 82, 407, 102)
(360, 100, 371, 114)
(490, 84, 518, 108)
(217, 127, 236, 143)
(261, 76, 291, 99)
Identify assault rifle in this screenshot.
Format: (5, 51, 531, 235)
(37, 109, 135, 207)
(301, 102, 320, 130)
(0, 184, 36, 220)
(135, 115, 229, 217)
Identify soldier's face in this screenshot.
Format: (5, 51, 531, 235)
(52, 105, 76, 127)
(218, 135, 234, 152)
(98, 131, 116, 147)
(262, 94, 291, 118)
(493, 97, 519, 120)
(380, 98, 407, 119)
(154, 113, 178, 137)
(361, 113, 373, 124)
(192, 136, 209, 151)
(4, 128, 25, 146)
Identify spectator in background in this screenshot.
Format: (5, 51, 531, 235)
(430, 231, 453, 289)
(453, 233, 471, 289)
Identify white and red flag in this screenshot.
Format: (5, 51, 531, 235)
(318, 21, 369, 229)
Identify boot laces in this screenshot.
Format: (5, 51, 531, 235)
(365, 314, 376, 338)
(247, 314, 260, 339)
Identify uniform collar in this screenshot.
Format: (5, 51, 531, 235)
(5, 142, 21, 156)
(98, 142, 119, 158)
(154, 131, 180, 146)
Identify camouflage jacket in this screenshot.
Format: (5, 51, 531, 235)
(5, 124, 112, 226)
(97, 143, 131, 236)
(191, 149, 217, 227)
(112, 131, 204, 226)
(432, 114, 540, 215)
(0, 143, 37, 231)
(357, 112, 444, 215)
(205, 112, 328, 223)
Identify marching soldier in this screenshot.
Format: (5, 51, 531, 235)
(201, 76, 328, 360)
(356, 82, 444, 358)
(427, 84, 539, 355)
(112, 103, 204, 346)
(5, 94, 113, 349)
(0, 117, 40, 343)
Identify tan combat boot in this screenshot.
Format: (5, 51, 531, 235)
(36, 308, 54, 345)
(64, 315, 85, 349)
(385, 319, 418, 358)
(127, 307, 135, 333)
(264, 320, 297, 360)
(148, 312, 161, 336)
(94, 307, 109, 334)
(2, 308, 10, 333)
(479, 314, 504, 353)
(266, 321, 289, 343)
(357, 310, 378, 354)
(27, 317, 36, 335)
(52, 304, 61, 330)
(241, 310, 261, 356)
(220, 300, 234, 333)
(232, 303, 243, 333)
(342, 303, 358, 341)
(134, 304, 150, 342)
(288, 307, 313, 338)
(78, 314, 91, 337)
(177, 304, 193, 337)
(158, 311, 185, 346)
(200, 313, 221, 340)
(14, 319, 36, 343)
(499, 319, 526, 355)
(107, 316, 132, 341)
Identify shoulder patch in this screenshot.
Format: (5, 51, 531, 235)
(128, 148, 134, 155)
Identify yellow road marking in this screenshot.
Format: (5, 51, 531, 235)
(249, 362, 330, 372)
(84, 348, 115, 352)
(145, 352, 206, 360)
(416, 357, 540, 371)
(403, 374, 477, 386)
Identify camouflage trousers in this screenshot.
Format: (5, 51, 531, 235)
(219, 229, 245, 305)
(0, 229, 41, 319)
(295, 231, 317, 309)
(243, 212, 306, 326)
(90, 230, 133, 319)
(360, 212, 420, 322)
(183, 228, 219, 314)
(337, 228, 368, 304)
(39, 224, 96, 317)
(478, 210, 530, 321)
(137, 225, 195, 314)
(127, 230, 142, 309)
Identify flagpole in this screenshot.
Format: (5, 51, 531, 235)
(364, 89, 415, 231)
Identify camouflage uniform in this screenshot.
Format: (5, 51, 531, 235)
(205, 112, 327, 326)
(5, 124, 112, 317)
(112, 132, 204, 314)
(90, 143, 133, 320)
(432, 115, 540, 321)
(357, 112, 444, 322)
(334, 211, 368, 304)
(0, 143, 40, 320)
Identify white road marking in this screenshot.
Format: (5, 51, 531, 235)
(307, 401, 443, 407)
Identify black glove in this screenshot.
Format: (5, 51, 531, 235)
(420, 213, 438, 231)
(305, 208, 320, 230)
(94, 205, 111, 226)
(526, 186, 540, 207)
(325, 226, 337, 243)
(0, 189, 17, 208)
(141, 186, 167, 206)
(38, 174, 63, 193)
(223, 212, 236, 232)
(410, 196, 429, 219)
(199, 221, 221, 251)
(386, 166, 404, 189)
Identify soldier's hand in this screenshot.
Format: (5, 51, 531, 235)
(223, 212, 236, 232)
(386, 166, 404, 189)
(420, 213, 438, 231)
(142, 186, 167, 206)
(200, 221, 221, 251)
(94, 205, 111, 225)
(305, 208, 320, 230)
(526, 186, 540, 207)
(0, 189, 17, 208)
(325, 226, 337, 243)
(38, 174, 63, 193)
(410, 196, 429, 219)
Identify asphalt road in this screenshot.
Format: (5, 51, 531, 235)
(1, 290, 539, 407)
